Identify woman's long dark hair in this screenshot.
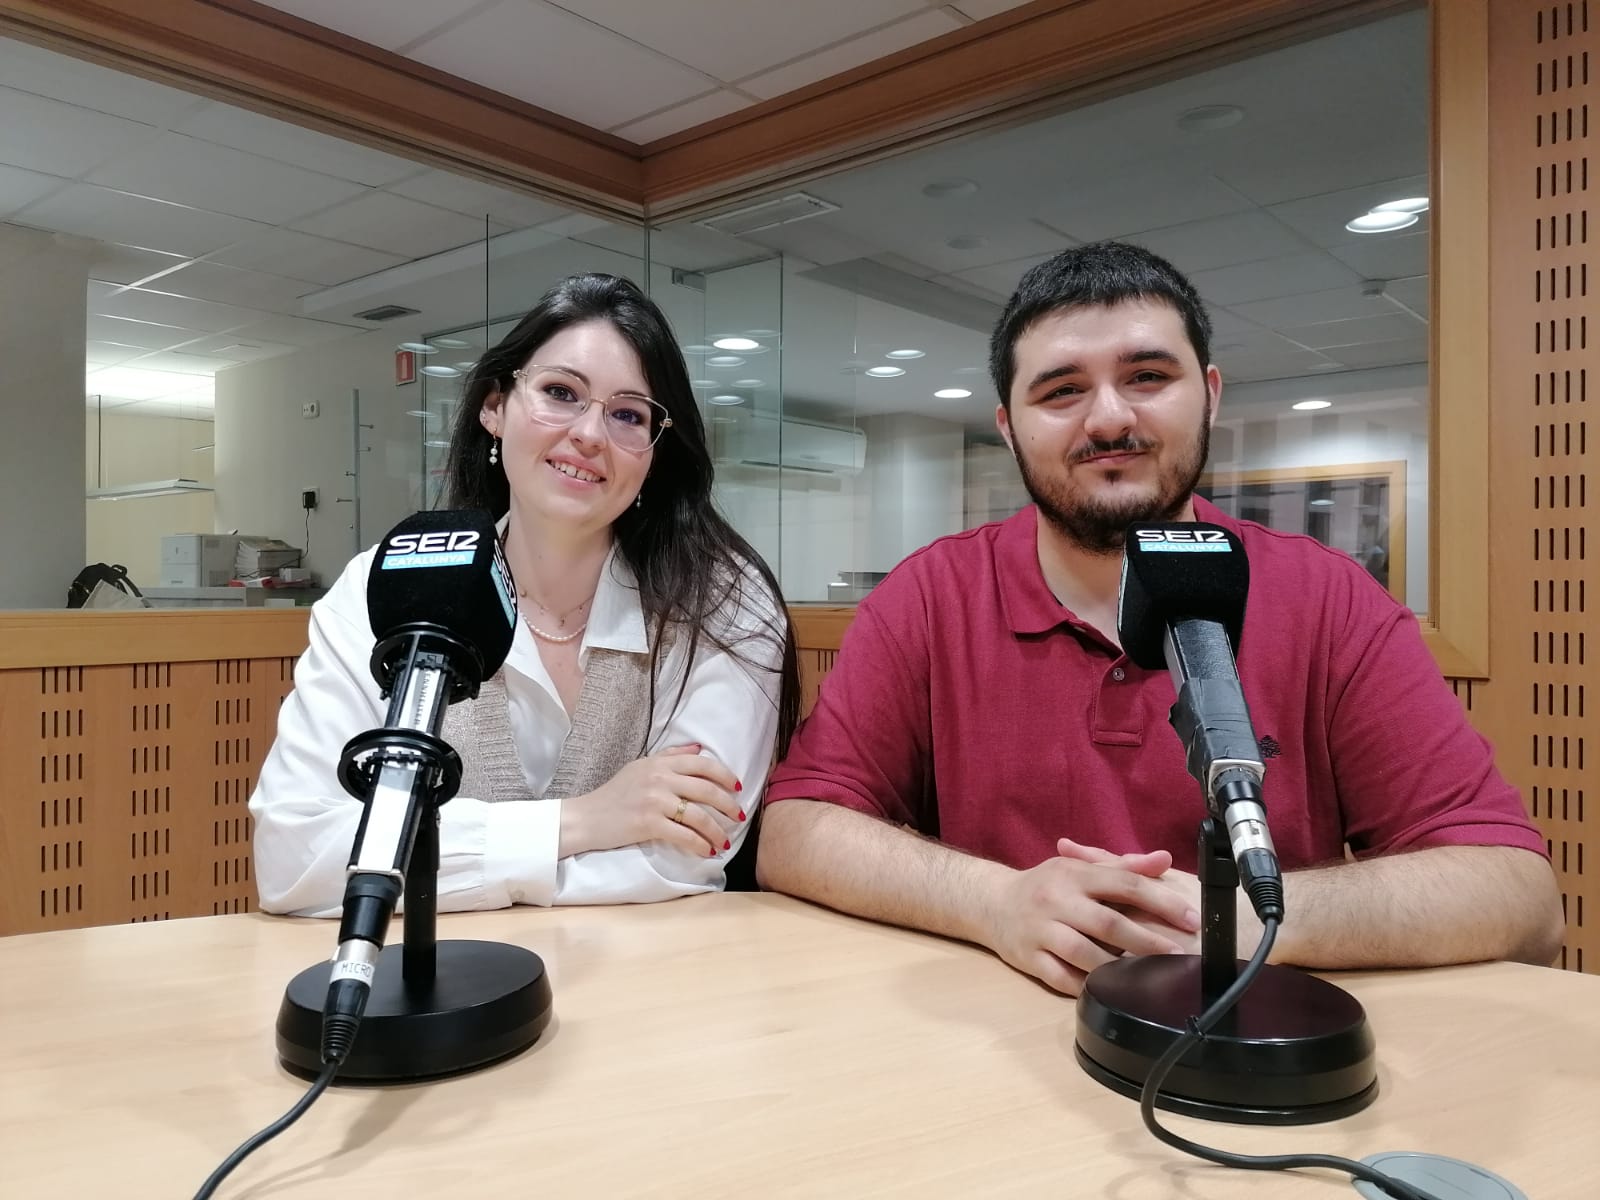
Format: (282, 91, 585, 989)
(445, 273, 801, 758)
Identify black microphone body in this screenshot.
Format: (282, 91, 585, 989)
(1118, 523, 1283, 922)
(322, 511, 516, 1061)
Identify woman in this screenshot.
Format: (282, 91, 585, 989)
(250, 273, 801, 913)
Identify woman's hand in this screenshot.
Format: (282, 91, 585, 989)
(557, 743, 745, 859)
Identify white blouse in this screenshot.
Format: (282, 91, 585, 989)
(249, 540, 786, 916)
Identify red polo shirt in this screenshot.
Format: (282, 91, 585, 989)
(766, 501, 1546, 872)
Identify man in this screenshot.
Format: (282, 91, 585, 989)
(757, 242, 1562, 995)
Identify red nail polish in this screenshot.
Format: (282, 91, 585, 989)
(735, 780, 743, 792)
(737, 809, 747, 822)
(723, 839, 731, 850)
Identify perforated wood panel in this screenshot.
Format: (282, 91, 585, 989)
(1481, 0, 1597, 972)
(0, 657, 296, 935)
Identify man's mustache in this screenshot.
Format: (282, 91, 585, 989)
(1069, 436, 1156, 465)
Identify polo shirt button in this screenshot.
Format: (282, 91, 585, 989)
(1111, 667, 1126, 681)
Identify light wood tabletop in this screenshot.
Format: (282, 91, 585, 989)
(3, 892, 1597, 1198)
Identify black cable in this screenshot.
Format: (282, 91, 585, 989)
(1138, 920, 1440, 1200)
(191, 1060, 339, 1200)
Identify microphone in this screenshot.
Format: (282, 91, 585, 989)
(1117, 522, 1283, 922)
(321, 509, 516, 1062)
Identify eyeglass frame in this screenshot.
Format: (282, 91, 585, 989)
(508, 366, 674, 452)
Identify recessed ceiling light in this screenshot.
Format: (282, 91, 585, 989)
(423, 439, 450, 447)
(708, 394, 745, 405)
(1292, 399, 1333, 411)
(420, 365, 462, 377)
(954, 365, 985, 375)
(431, 337, 472, 349)
(934, 388, 973, 399)
(682, 343, 713, 354)
(710, 414, 738, 423)
(866, 366, 906, 378)
(706, 355, 745, 367)
(398, 342, 437, 354)
(734, 378, 764, 387)
(1346, 211, 1419, 233)
(922, 179, 979, 199)
(1177, 104, 1245, 133)
(406, 409, 430, 418)
(946, 234, 988, 251)
(886, 349, 925, 359)
(713, 336, 761, 351)
(1373, 197, 1430, 214)
(1309, 498, 1336, 507)
(691, 379, 719, 388)
(745, 328, 780, 337)
(454, 361, 478, 371)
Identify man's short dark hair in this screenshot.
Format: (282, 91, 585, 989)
(988, 241, 1213, 407)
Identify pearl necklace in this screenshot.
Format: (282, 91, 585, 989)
(522, 613, 587, 643)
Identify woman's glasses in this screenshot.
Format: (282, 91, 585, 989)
(510, 366, 672, 453)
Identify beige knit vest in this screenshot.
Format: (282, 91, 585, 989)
(442, 644, 661, 803)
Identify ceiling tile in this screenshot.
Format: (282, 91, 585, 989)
(0, 87, 161, 178)
(86, 243, 192, 285)
(13, 184, 271, 258)
(1278, 311, 1424, 351)
(93, 285, 270, 334)
(611, 89, 751, 143)
(407, 1, 713, 130)
(1318, 337, 1428, 369)
(85, 340, 144, 366)
(1384, 275, 1429, 317)
(180, 334, 299, 362)
(1190, 254, 1363, 308)
(246, 0, 489, 51)
(222, 313, 367, 348)
(1221, 349, 1347, 382)
(1266, 175, 1429, 249)
(0, 36, 202, 127)
(552, 0, 928, 82)
(1129, 210, 1312, 275)
(86, 313, 202, 351)
(1036, 169, 1254, 243)
(208, 229, 407, 285)
(950, 252, 1055, 298)
(119, 349, 242, 375)
(387, 169, 573, 229)
(86, 132, 369, 225)
(738, 9, 963, 99)
(1325, 230, 1429, 282)
(174, 103, 423, 187)
(289, 190, 490, 256)
(1230, 285, 1396, 328)
(131, 260, 313, 314)
(0, 162, 68, 218)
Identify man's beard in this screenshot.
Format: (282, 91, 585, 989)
(1013, 412, 1211, 554)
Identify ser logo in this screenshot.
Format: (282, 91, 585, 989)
(387, 531, 480, 556)
(1134, 529, 1228, 544)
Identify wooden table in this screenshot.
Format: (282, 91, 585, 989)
(4, 893, 1597, 1197)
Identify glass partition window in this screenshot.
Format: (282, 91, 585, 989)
(647, 6, 1431, 614)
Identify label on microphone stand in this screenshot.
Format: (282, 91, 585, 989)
(330, 959, 376, 985)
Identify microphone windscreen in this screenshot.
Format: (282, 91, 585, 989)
(1117, 521, 1249, 670)
(366, 509, 516, 684)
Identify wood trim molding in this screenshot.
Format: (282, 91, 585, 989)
(641, 0, 1400, 212)
(0, 0, 644, 214)
(790, 606, 857, 652)
(0, 609, 311, 669)
(1423, 0, 1490, 678)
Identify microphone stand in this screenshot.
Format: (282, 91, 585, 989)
(274, 715, 554, 1083)
(1074, 816, 1379, 1124)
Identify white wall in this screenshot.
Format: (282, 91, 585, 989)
(1, 224, 89, 607)
(1213, 364, 1429, 612)
(213, 330, 418, 585)
(84, 411, 215, 585)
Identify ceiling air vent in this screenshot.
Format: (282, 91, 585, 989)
(352, 304, 420, 322)
(695, 192, 839, 237)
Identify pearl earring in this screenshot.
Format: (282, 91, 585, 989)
(489, 436, 500, 466)
(634, 490, 643, 509)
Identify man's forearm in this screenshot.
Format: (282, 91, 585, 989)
(756, 798, 1008, 949)
(1270, 845, 1564, 969)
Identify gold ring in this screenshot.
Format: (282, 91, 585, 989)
(672, 798, 688, 824)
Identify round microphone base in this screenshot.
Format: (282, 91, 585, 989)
(1074, 955, 1377, 1125)
(276, 939, 552, 1083)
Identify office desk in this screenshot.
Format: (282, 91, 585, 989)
(4, 894, 1597, 1197)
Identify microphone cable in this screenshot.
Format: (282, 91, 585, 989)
(1138, 917, 1440, 1200)
(190, 1058, 341, 1200)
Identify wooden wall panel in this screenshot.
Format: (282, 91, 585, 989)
(1479, 0, 1596, 973)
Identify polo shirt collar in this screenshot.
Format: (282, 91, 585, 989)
(995, 497, 1239, 635)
